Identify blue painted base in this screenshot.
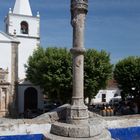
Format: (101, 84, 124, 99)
(0, 134, 44, 140)
(109, 127, 140, 140)
(1, 128, 140, 140)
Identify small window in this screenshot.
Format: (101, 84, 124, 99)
(20, 21, 28, 34)
(5, 24, 8, 33)
(102, 94, 106, 102)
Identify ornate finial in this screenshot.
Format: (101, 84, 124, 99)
(37, 11, 40, 17)
(71, 0, 88, 24)
(9, 8, 12, 14)
(71, 0, 88, 13)
(71, 0, 88, 26)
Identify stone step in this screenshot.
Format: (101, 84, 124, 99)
(44, 129, 112, 140)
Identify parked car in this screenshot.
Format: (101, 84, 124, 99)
(43, 101, 61, 112)
(109, 96, 122, 105)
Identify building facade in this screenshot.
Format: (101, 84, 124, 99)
(90, 80, 121, 105)
(0, 0, 43, 117)
(0, 68, 10, 117)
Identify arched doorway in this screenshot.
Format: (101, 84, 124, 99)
(24, 87, 38, 111)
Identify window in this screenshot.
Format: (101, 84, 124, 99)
(20, 21, 28, 34)
(102, 94, 106, 102)
(5, 24, 8, 33)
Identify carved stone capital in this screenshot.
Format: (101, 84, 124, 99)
(71, 0, 88, 12)
(71, 0, 88, 27)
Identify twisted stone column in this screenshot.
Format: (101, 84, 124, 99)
(67, 0, 89, 124)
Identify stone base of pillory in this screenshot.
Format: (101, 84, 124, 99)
(45, 130, 111, 140)
(46, 117, 111, 140)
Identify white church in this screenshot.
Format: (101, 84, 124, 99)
(0, 0, 43, 117)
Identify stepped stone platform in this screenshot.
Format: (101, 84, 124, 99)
(0, 105, 140, 139)
(50, 118, 106, 138)
(45, 129, 111, 140)
(35, 104, 112, 140)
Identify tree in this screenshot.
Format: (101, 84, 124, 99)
(84, 49, 113, 103)
(25, 47, 72, 104)
(25, 47, 113, 104)
(114, 56, 140, 99)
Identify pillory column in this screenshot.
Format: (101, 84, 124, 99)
(46, 1, 112, 139)
(67, 0, 89, 124)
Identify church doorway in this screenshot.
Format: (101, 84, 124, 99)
(24, 87, 38, 111)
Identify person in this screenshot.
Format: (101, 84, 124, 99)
(130, 102, 138, 114)
(24, 108, 32, 118)
(120, 101, 130, 115)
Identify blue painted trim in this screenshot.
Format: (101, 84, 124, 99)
(109, 126, 140, 140)
(0, 134, 44, 140)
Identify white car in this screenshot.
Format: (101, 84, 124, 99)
(109, 96, 122, 105)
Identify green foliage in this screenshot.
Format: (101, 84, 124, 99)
(25, 47, 113, 104)
(114, 56, 140, 99)
(84, 49, 113, 102)
(25, 47, 72, 104)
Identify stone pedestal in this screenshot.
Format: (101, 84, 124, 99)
(46, 130, 111, 140)
(67, 104, 89, 124)
(46, 117, 111, 140)
(50, 117, 110, 138)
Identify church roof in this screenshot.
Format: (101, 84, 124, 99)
(0, 31, 19, 43)
(13, 0, 32, 16)
(18, 79, 34, 85)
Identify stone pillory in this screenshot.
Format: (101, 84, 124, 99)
(46, 1, 112, 139)
(67, 0, 89, 125)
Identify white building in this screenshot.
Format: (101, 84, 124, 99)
(91, 89, 121, 105)
(90, 80, 121, 105)
(5, 0, 40, 79)
(0, 0, 43, 116)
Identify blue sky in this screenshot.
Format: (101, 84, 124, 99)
(0, 0, 140, 64)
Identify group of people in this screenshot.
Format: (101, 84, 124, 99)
(116, 100, 138, 115)
(90, 100, 139, 116)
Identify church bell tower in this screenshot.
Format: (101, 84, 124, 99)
(5, 0, 40, 80)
